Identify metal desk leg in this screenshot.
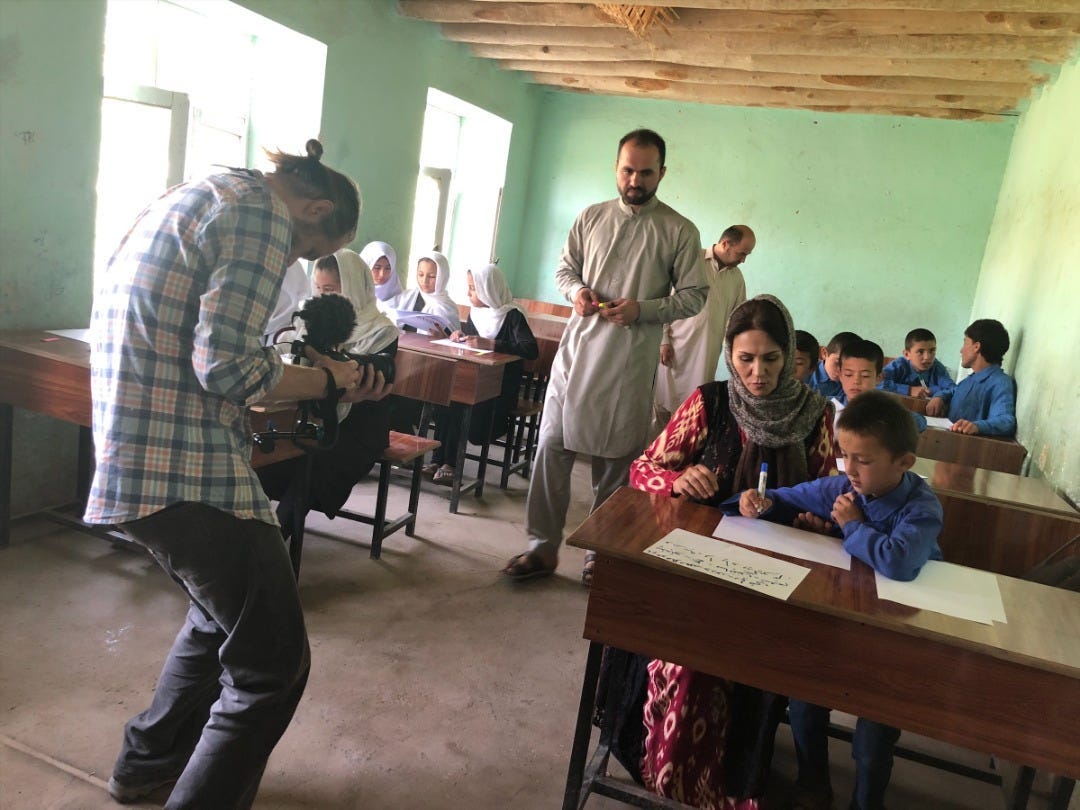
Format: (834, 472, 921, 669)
(77, 425, 94, 505)
(563, 640, 603, 810)
(0, 403, 12, 548)
(450, 404, 472, 514)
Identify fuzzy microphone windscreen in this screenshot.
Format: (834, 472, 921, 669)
(296, 294, 357, 353)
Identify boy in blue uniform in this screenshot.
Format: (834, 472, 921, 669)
(926, 318, 1017, 437)
(794, 329, 819, 384)
(837, 340, 926, 431)
(879, 327, 955, 398)
(733, 390, 944, 810)
(808, 331, 860, 398)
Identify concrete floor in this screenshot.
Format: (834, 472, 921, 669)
(0, 458, 1072, 810)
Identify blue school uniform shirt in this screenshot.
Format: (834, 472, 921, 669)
(808, 360, 842, 398)
(722, 471, 943, 581)
(939, 365, 1017, 437)
(879, 357, 955, 397)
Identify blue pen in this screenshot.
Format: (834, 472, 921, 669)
(756, 462, 768, 514)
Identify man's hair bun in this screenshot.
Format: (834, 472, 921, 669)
(305, 139, 324, 161)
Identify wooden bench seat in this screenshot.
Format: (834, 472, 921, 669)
(336, 431, 441, 559)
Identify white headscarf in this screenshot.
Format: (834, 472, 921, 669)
(263, 260, 310, 344)
(399, 251, 461, 331)
(359, 240, 403, 311)
(468, 263, 522, 339)
(332, 249, 399, 355)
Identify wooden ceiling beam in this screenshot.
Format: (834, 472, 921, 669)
(400, 1, 1080, 37)
(529, 72, 1018, 112)
(550, 84, 1009, 121)
(499, 58, 1035, 98)
(441, 23, 1078, 60)
(471, 44, 1048, 84)
(463, 0, 1080, 12)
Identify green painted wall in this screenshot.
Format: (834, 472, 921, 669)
(514, 91, 1014, 372)
(969, 56, 1080, 503)
(1, 0, 106, 514)
(235, 0, 540, 280)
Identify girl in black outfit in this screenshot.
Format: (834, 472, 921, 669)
(428, 264, 538, 484)
(258, 248, 399, 536)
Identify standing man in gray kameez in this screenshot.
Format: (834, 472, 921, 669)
(503, 129, 707, 585)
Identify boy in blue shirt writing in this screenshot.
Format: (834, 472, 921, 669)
(879, 328, 955, 398)
(807, 331, 860, 398)
(926, 318, 1017, 437)
(734, 390, 943, 810)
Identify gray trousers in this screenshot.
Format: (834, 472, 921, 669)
(115, 502, 310, 810)
(525, 393, 643, 562)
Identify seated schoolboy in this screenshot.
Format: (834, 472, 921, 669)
(879, 328, 955, 399)
(807, 331, 860, 398)
(426, 264, 538, 484)
(838, 339, 926, 432)
(926, 318, 1017, 437)
(732, 390, 944, 810)
(794, 329, 819, 384)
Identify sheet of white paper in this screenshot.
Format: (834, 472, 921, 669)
(875, 560, 1007, 625)
(924, 416, 954, 430)
(47, 328, 90, 343)
(713, 516, 852, 570)
(428, 338, 492, 355)
(644, 529, 810, 601)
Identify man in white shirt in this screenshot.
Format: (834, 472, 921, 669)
(652, 225, 755, 433)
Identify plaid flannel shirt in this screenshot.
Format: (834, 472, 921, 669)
(85, 170, 290, 525)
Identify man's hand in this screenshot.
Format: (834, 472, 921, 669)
(830, 491, 863, 528)
(672, 464, 720, 500)
(925, 397, 946, 416)
(659, 344, 675, 367)
(793, 511, 835, 535)
(340, 367, 392, 402)
(950, 419, 979, 435)
(574, 287, 601, 317)
(315, 354, 362, 392)
(599, 298, 640, 326)
(738, 488, 772, 517)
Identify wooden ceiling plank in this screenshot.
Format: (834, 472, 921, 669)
(461, 0, 1080, 13)
(529, 72, 1018, 111)
(499, 58, 1035, 98)
(442, 23, 1078, 60)
(471, 44, 1049, 83)
(400, 1, 1080, 37)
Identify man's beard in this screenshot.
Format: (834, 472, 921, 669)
(620, 186, 656, 206)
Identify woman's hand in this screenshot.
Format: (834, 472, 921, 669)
(465, 335, 496, 350)
(738, 488, 772, 517)
(449, 330, 466, 343)
(672, 464, 719, 500)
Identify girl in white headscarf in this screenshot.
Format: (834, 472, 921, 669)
(258, 248, 399, 537)
(428, 264, 538, 484)
(359, 240, 403, 315)
(397, 251, 461, 334)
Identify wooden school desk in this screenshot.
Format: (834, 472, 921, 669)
(912, 457, 1080, 579)
(563, 487, 1080, 809)
(396, 332, 518, 513)
(917, 427, 1027, 474)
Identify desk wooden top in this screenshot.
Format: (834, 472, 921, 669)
(397, 332, 518, 367)
(524, 311, 569, 341)
(913, 456, 1076, 516)
(568, 487, 1080, 679)
(917, 427, 1027, 474)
